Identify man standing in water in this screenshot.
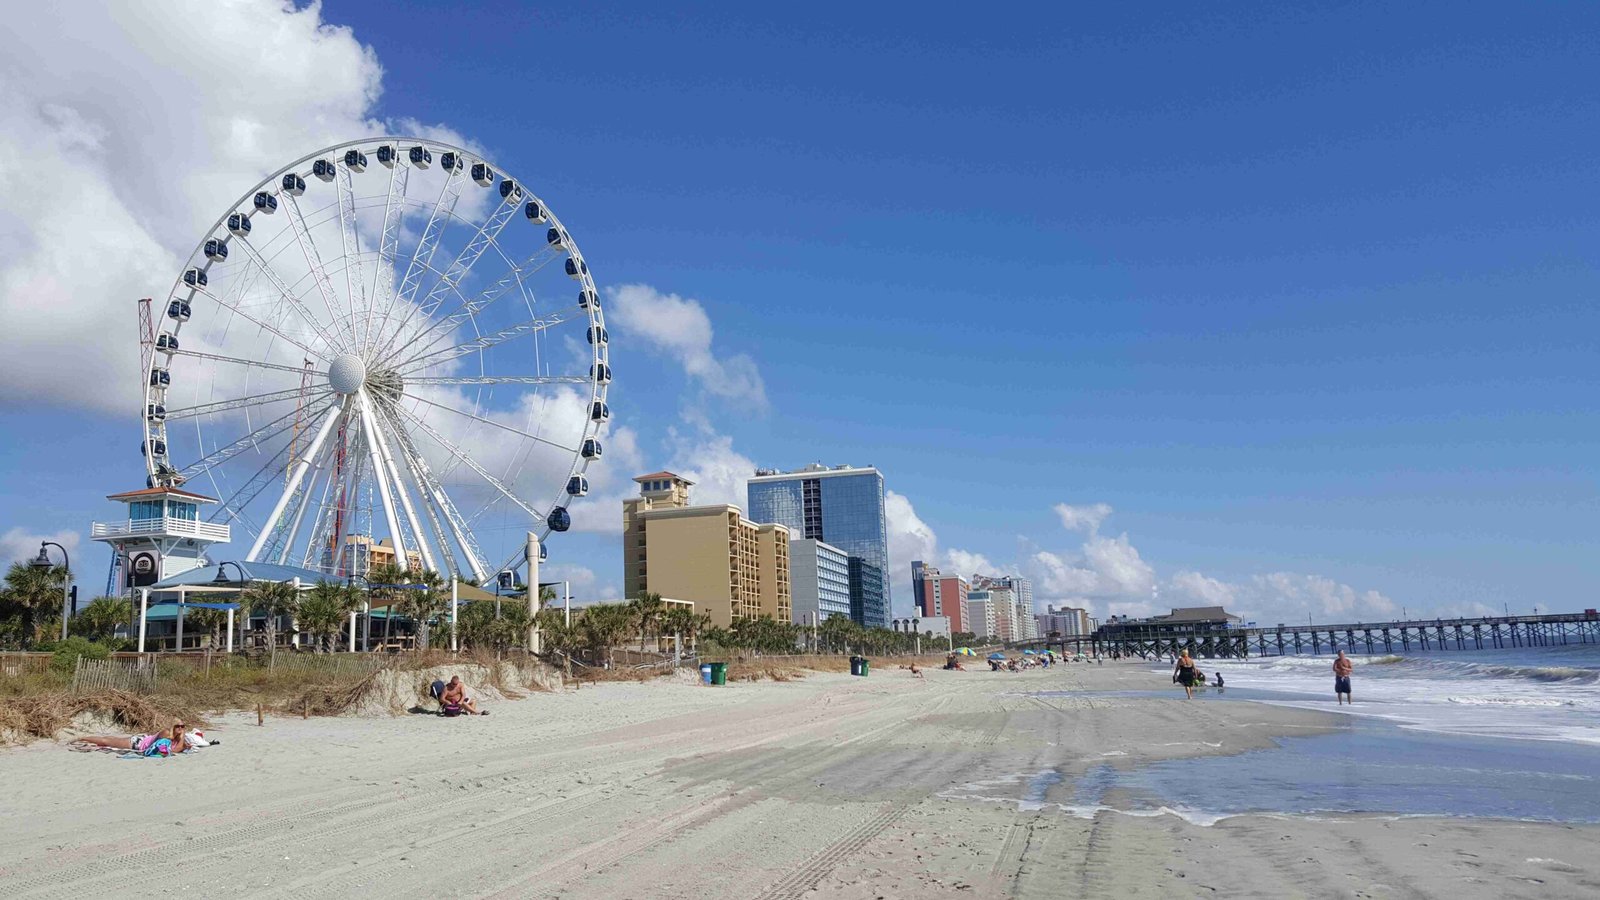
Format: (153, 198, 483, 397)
(1333, 651, 1354, 704)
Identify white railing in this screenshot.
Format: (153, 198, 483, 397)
(91, 517, 231, 542)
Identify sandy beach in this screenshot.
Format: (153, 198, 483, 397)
(3, 660, 1597, 899)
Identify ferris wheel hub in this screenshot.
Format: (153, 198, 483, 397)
(327, 353, 367, 395)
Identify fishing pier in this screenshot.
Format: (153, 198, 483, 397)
(1024, 611, 1600, 660)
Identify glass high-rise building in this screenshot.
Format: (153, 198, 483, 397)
(749, 464, 890, 628)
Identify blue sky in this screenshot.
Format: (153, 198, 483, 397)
(0, 1, 1595, 622)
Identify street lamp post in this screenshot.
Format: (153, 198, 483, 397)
(212, 562, 250, 652)
(31, 542, 71, 642)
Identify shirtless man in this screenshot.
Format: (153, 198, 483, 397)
(1333, 651, 1354, 705)
(440, 676, 486, 715)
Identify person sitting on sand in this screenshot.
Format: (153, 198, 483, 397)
(1174, 651, 1198, 699)
(909, 663, 924, 679)
(440, 676, 486, 715)
(75, 721, 192, 755)
(1213, 672, 1225, 688)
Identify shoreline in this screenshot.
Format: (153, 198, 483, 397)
(3, 659, 1596, 898)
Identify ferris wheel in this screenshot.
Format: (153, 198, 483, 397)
(141, 137, 611, 583)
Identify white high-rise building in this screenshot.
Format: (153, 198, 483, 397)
(790, 538, 851, 626)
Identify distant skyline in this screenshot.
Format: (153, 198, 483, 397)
(0, 2, 1595, 625)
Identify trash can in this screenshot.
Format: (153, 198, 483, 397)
(859, 657, 870, 677)
(700, 663, 714, 685)
(849, 656, 865, 676)
(710, 662, 728, 685)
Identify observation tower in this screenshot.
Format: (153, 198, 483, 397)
(92, 486, 230, 596)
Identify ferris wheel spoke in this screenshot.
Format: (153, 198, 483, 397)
(377, 402, 489, 582)
(363, 159, 411, 351)
(417, 191, 522, 320)
(391, 248, 563, 369)
(179, 397, 333, 480)
(163, 386, 333, 421)
(170, 349, 328, 379)
(389, 402, 547, 523)
(192, 285, 331, 363)
(335, 165, 372, 352)
(377, 164, 468, 359)
(406, 375, 591, 387)
(283, 192, 359, 353)
(402, 391, 579, 454)
(375, 189, 522, 365)
(373, 402, 457, 577)
(202, 442, 292, 545)
(226, 236, 347, 353)
(396, 306, 586, 375)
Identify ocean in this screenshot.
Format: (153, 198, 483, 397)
(992, 644, 1600, 824)
(1183, 644, 1600, 746)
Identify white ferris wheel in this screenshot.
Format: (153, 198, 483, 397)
(140, 137, 611, 584)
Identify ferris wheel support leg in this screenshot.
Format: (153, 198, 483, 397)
(246, 403, 344, 562)
(356, 390, 410, 570)
(366, 401, 437, 574)
(274, 436, 331, 565)
(527, 533, 541, 654)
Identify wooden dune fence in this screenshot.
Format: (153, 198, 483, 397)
(72, 657, 158, 694)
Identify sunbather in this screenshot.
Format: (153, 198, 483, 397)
(74, 721, 192, 755)
(440, 676, 486, 715)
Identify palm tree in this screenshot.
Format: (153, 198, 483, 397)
(578, 603, 637, 668)
(2, 561, 67, 649)
(241, 580, 300, 660)
(497, 603, 534, 652)
(535, 607, 579, 674)
(297, 582, 360, 652)
(185, 606, 229, 649)
(630, 592, 665, 651)
(399, 570, 447, 651)
(657, 606, 695, 659)
(366, 562, 407, 649)
(70, 595, 132, 643)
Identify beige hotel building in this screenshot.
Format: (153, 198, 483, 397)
(623, 472, 791, 627)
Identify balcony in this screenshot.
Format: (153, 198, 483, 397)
(91, 517, 231, 543)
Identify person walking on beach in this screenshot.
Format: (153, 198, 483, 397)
(1333, 651, 1354, 704)
(1174, 650, 1198, 699)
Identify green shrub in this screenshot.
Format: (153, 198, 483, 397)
(48, 636, 111, 673)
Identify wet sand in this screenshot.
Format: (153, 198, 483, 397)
(2, 661, 1596, 898)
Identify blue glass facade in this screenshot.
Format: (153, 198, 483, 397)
(749, 467, 890, 628)
(848, 557, 887, 630)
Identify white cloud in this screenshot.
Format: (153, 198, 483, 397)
(1028, 532, 1156, 604)
(0, 527, 81, 568)
(0, 0, 393, 414)
(884, 489, 991, 615)
(1026, 500, 1401, 626)
(666, 430, 760, 509)
(607, 284, 767, 409)
(1054, 502, 1113, 534)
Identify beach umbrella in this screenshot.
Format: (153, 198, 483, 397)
(1021, 649, 1036, 655)
(955, 647, 978, 656)
(988, 652, 1008, 660)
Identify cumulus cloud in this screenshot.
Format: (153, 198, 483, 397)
(1026, 499, 1405, 626)
(1169, 571, 1400, 624)
(0, 527, 81, 568)
(1029, 532, 1157, 605)
(607, 284, 767, 410)
(1054, 502, 1113, 534)
(666, 429, 761, 509)
(883, 490, 992, 615)
(0, 0, 396, 415)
